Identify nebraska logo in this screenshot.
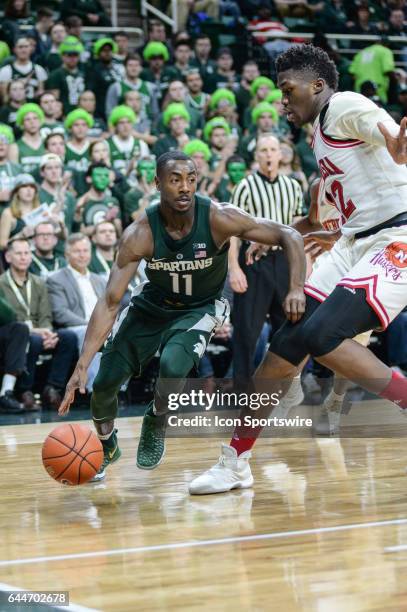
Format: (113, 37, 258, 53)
(370, 242, 407, 281)
(384, 242, 407, 268)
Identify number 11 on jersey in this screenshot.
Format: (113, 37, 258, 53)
(170, 273, 192, 296)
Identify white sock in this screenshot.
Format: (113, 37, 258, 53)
(0, 374, 16, 396)
(97, 429, 115, 441)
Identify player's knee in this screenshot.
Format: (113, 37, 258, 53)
(302, 316, 341, 357)
(92, 370, 121, 398)
(160, 344, 192, 379)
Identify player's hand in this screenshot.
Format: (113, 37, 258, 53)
(246, 242, 269, 265)
(378, 117, 407, 164)
(283, 287, 306, 324)
(58, 364, 88, 416)
(229, 265, 248, 293)
(304, 229, 340, 252)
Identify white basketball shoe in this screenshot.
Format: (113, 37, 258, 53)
(189, 444, 254, 495)
(274, 374, 305, 419)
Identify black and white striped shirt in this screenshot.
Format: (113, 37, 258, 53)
(231, 172, 303, 224)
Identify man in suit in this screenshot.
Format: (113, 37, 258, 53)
(47, 233, 106, 391)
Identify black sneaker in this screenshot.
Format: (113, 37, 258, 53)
(0, 391, 25, 414)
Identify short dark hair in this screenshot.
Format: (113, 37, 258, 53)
(7, 237, 30, 251)
(64, 15, 82, 27)
(156, 151, 193, 178)
(37, 6, 53, 18)
(276, 44, 338, 91)
(45, 132, 64, 148)
(226, 154, 246, 168)
(113, 30, 128, 38)
(86, 161, 108, 178)
(125, 53, 141, 65)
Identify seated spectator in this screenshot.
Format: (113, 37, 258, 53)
(47, 233, 106, 391)
(107, 105, 150, 181)
(46, 36, 86, 115)
(0, 80, 27, 137)
(12, 103, 45, 173)
(105, 54, 156, 120)
(39, 153, 76, 237)
(0, 238, 77, 409)
(243, 76, 275, 129)
(0, 37, 48, 102)
(2, 0, 33, 48)
(183, 139, 213, 195)
(38, 23, 66, 72)
(76, 162, 122, 236)
(78, 91, 107, 139)
(123, 157, 158, 225)
(27, 7, 54, 62)
(89, 220, 117, 277)
(189, 35, 217, 90)
(348, 6, 380, 48)
(153, 103, 190, 158)
(171, 40, 193, 80)
(0, 293, 30, 413)
(203, 116, 236, 170)
(39, 92, 65, 140)
(0, 125, 21, 216)
(235, 61, 260, 123)
(141, 42, 177, 108)
(43, 132, 66, 162)
(87, 38, 122, 120)
(60, 0, 111, 27)
(123, 91, 156, 146)
(64, 108, 93, 196)
(209, 47, 239, 92)
(29, 221, 67, 277)
(113, 31, 130, 67)
(89, 139, 130, 207)
(159, 80, 203, 137)
(349, 41, 396, 104)
(0, 175, 41, 250)
(239, 102, 280, 165)
(214, 154, 247, 202)
(185, 69, 210, 115)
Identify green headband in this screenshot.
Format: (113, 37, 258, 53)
(209, 88, 236, 110)
(203, 116, 231, 142)
(58, 35, 84, 55)
(64, 108, 94, 130)
(109, 105, 137, 127)
(250, 76, 275, 97)
(16, 103, 45, 128)
(93, 37, 118, 57)
(251, 102, 279, 124)
(183, 139, 211, 161)
(163, 103, 190, 127)
(143, 41, 169, 62)
(0, 123, 15, 143)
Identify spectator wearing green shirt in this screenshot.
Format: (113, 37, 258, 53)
(189, 34, 217, 90)
(38, 23, 66, 72)
(105, 54, 156, 120)
(64, 108, 93, 196)
(0, 80, 27, 138)
(60, 0, 111, 26)
(203, 116, 236, 171)
(170, 41, 193, 81)
(11, 103, 45, 174)
(122, 157, 158, 225)
(214, 154, 247, 203)
(39, 153, 76, 240)
(107, 105, 150, 184)
(89, 220, 118, 277)
(243, 76, 275, 129)
(86, 38, 123, 120)
(76, 162, 122, 237)
(29, 221, 67, 278)
(0, 125, 21, 216)
(153, 103, 191, 158)
(185, 69, 210, 115)
(46, 36, 86, 115)
(157, 80, 204, 138)
(141, 42, 177, 108)
(239, 102, 280, 165)
(38, 92, 65, 141)
(78, 91, 107, 140)
(349, 42, 396, 103)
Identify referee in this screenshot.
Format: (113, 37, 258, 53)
(230, 133, 304, 381)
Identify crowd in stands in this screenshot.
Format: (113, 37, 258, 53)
(0, 0, 406, 414)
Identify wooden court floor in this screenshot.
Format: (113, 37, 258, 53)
(2, 400, 407, 611)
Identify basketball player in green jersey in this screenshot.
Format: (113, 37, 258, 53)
(58, 151, 306, 481)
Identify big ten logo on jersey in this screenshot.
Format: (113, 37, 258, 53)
(193, 243, 207, 259)
(318, 157, 356, 223)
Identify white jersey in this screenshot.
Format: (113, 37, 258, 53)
(316, 179, 341, 231)
(312, 91, 407, 237)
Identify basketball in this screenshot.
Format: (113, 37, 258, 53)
(42, 424, 103, 485)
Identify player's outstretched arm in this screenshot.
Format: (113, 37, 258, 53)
(212, 204, 306, 323)
(378, 116, 407, 164)
(59, 220, 153, 415)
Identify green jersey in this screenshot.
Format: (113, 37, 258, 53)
(123, 186, 159, 225)
(140, 194, 228, 311)
(17, 139, 45, 173)
(82, 194, 120, 227)
(107, 135, 147, 175)
(46, 67, 86, 113)
(39, 186, 76, 233)
(29, 253, 67, 278)
(89, 246, 114, 275)
(65, 142, 90, 196)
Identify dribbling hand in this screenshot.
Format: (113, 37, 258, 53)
(58, 364, 88, 416)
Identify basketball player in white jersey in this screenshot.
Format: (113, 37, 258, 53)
(189, 44, 407, 495)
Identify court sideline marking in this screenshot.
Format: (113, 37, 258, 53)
(0, 518, 407, 567)
(0, 581, 99, 612)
